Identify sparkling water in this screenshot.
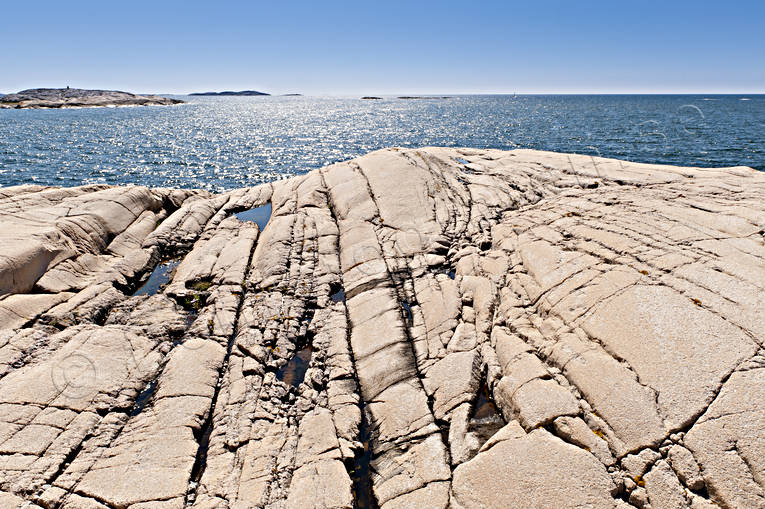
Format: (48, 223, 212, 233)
(1, 94, 762, 190)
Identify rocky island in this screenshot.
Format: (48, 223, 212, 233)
(398, 96, 452, 99)
(0, 148, 763, 509)
(0, 88, 183, 109)
(189, 90, 270, 96)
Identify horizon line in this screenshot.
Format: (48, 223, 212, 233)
(121, 91, 765, 96)
(2, 88, 765, 97)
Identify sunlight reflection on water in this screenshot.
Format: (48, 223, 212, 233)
(0, 94, 762, 190)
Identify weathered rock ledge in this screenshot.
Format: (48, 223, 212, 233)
(0, 148, 763, 509)
(0, 88, 183, 109)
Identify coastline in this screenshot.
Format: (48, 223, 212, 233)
(0, 88, 183, 109)
(0, 102, 188, 110)
(0, 147, 763, 508)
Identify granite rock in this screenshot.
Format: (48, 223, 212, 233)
(0, 147, 763, 508)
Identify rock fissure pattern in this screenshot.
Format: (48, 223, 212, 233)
(0, 147, 763, 509)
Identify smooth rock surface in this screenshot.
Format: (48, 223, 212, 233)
(0, 147, 763, 508)
(451, 422, 616, 508)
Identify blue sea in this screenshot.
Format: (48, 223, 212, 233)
(0, 95, 762, 191)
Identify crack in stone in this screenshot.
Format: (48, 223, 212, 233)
(1, 148, 763, 509)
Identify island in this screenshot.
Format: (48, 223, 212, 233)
(0, 148, 762, 509)
(361, 96, 383, 99)
(0, 88, 183, 109)
(189, 90, 270, 96)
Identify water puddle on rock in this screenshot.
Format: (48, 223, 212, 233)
(330, 283, 346, 303)
(456, 158, 470, 165)
(133, 259, 180, 296)
(350, 408, 379, 509)
(469, 380, 505, 448)
(438, 268, 456, 280)
(234, 202, 272, 231)
(401, 302, 414, 327)
(130, 379, 158, 416)
(276, 344, 313, 387)
(184, 310, 198, 329)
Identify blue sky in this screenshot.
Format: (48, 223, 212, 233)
(1, 0, 763, 95)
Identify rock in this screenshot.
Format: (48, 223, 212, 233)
(72, 337, 225, 507)
(622, 449, 662, 479)
(0, 292, 74, 328)
(0, 88, 183, 109)
(630, 487, 652, 509)
(42, 283, 125, 327)
(667, 445, 705, 491)
(509, 377, 580, 429)
(689, 494, 720, 509)
(0, 185, 168, 296)
(451, 422, 616, 508)
(493, 339, 580, 429)
(553, 416, 616, 466)
(0, 490, 43, 507)
(371, 433, 451, 508)
(422, 350, 480, 420)
(285, 459, 353, 509)
(548, 333, 666, 455)
(448, 403, 481, 464)
(684, 368, 765, 508)
(0, 147, 763, 508)
(582, 285, 757, 430)
(644, 460, 690, 509)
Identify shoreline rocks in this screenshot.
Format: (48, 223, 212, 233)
(0, 88, 184, 109)
(0, 148, 763, 508)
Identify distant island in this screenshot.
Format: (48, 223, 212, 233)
(398, 96, 452, 99)
(0, 88, 183, 109)
(281, 93, 302, 96)
(189, 90, 270, 96)
(361, 96, 453, 100)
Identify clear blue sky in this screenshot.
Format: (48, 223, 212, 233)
(1, 0, 763, 95)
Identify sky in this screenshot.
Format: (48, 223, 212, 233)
(1, 0, 763, 95)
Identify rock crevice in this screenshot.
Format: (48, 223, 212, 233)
(0, 147, 763, 509)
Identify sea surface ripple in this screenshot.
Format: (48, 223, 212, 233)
(0, 94, 762, 190)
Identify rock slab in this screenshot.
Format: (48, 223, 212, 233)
(0, 148, 763, 508)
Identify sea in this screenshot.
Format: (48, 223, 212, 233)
(0, 94, 762, 191)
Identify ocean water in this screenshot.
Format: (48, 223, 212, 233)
(0, 94, 762, 191)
